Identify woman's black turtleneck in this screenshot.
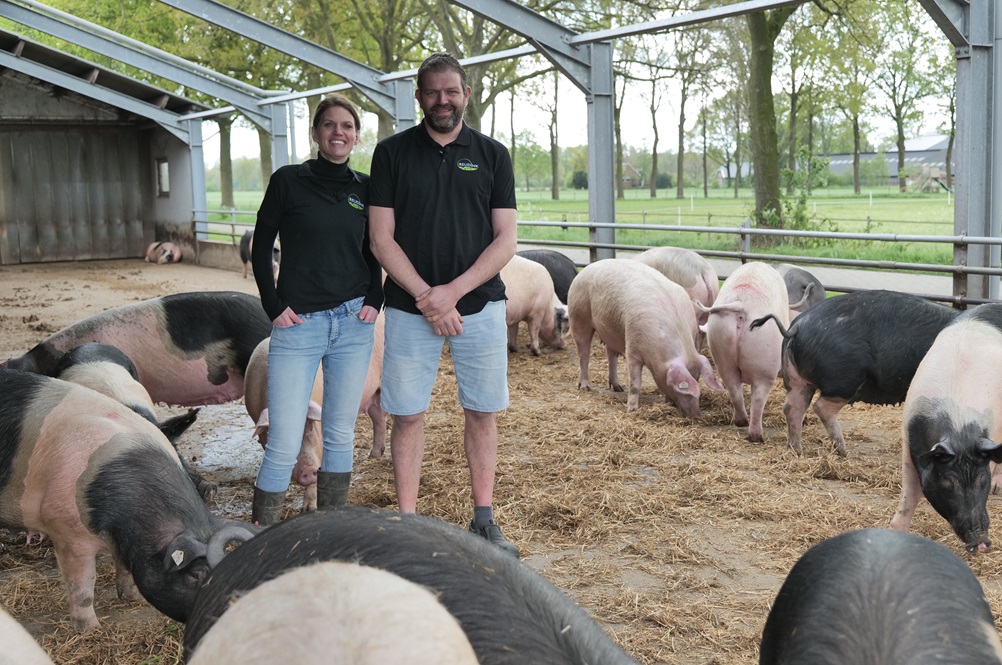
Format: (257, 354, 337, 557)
(252, 156, 382, 321)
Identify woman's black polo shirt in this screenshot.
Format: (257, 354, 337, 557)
(369, 122, 517, 316)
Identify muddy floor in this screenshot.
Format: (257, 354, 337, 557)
(1, 258, 1000, 664)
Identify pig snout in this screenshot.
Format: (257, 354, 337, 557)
(672, 392, 701, 419)
(295, 465, 319, 487)
(965, 534, 991, 554)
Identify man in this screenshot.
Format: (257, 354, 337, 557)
(369, 52, 519, 557)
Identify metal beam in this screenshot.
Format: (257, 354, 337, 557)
(570, 0, 812, 44)
(937, 0, 998, 301)
(0, 47, 188, 141)
(448, 0, 592, 92)
(157, 0, 399, 115)
(917, 0, 969, 47)
(0, 0, 271, 129)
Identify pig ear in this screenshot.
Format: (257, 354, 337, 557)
(163, 533, 208, 573)
(922, 440, 955, 462)
(695, 354, 723, 391)
(667, 360, 700, 396)
(978, 438, 1002, 463)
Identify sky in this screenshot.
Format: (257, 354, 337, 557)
(203, 55, 941, 168)
(203, 77, 657, 166)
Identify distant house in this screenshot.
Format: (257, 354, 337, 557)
(827, 134, 954, 190)
(714, 162, 753, 188)
(622, 163, 643, 188)
(712, 135, 954, 191)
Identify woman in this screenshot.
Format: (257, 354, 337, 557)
(250, 93, 382, 525)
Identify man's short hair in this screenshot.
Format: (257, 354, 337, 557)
(417, 52, 467, 91)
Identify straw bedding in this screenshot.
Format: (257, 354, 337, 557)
(1, 259, 999, 664)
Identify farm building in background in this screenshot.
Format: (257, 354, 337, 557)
(716, 135, 955, 192)
(0, 30, 207, 265)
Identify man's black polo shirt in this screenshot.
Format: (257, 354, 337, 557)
(369, 121, 517, 316)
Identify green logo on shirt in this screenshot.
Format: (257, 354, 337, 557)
(457, 158, 479, 172)
(348, 194, 364, 211)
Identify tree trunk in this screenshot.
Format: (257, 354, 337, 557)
(258, 128, 273, 191)
(675, 93, 686, 199)
(946, 95, 955, 188)
(702, 108, 708, 198)
(650, 79, 659, 199)
(746, 9, 796, 227)
(217, 115, 234, 209)
(509, 89, 516, 175)
(733, 98, 742, 199)
(550, 74, 560, 201)
(786, 88, 798, 196)
(852, 113, 861, 195)
(896, 118, 907, 192)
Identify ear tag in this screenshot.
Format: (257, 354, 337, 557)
(678, 381, 689, 390)
(172, 550, 185, 566)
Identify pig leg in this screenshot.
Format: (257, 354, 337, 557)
(783, 387, 813, 455)
(507, 322, 519, 353)
(572, 324, 595, 391)
(296, 419, 322, 513)
(53, 539, 102, 632)
(717, 364, 749, 430)
(527, 317, 542, 356)
(625, 349, 644, 413)
(113, 553, 142, 601)
(607, 348, 624, 392)
(890, 442, 922, 533)
(812, 396, 849, 457)
(991, 461, 1002, 495)
(747, 379, 774, 443)
(366, 392, 387, 459)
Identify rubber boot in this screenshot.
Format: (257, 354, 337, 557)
(316, 472, 352, 511)
(251, 486, 286, 526)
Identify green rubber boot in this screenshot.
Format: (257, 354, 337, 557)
(316, 472, 352, 510)
(251, 486, 286, 526)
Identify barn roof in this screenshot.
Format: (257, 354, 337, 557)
(0, 27, 207, 117)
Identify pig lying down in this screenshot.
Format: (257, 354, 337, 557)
(1, 291, 272, 406)
(187, 562, 479, 665)
(0, 370, 256, 631)
(145, 241, 182, 264)
(760, 528, 1002, 664)
(568, 259, 721, 417)
(891, 303, 1002, 553)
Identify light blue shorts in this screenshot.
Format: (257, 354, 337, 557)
(381, 300, 509, 415)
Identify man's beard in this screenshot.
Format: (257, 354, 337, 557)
(425, 104, 463, 133)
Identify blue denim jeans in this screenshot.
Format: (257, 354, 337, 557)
(255, 297, 375, 493)
(381, 299, 509, 416)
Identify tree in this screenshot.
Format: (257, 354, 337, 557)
(668, 24, 713, 200)
(873, 2, 939, 192)
(821, 1, 879, 194)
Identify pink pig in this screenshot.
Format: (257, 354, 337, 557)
(568, 259, 722, 417)
(700, 262, 789, 442)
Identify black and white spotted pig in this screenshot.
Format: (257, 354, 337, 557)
(760, 529, 1002, 664)
(750, 290, 959, 455)
(0, 370, 256, 631)
(891, 304, 1002, 553)
(184, 507, 641, 665)
(53, 343, 216, 503)
(1, 291, 272, 406)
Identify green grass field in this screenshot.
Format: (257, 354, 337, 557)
(206, 186, 957, 265)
